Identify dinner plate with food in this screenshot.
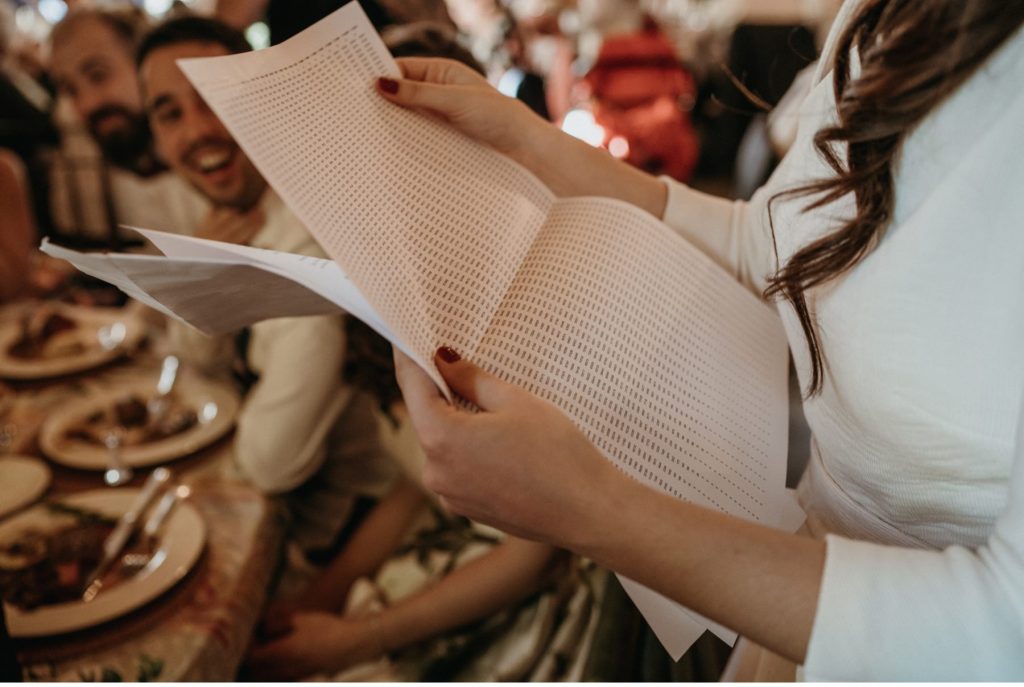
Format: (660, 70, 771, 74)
(39, 374, 239, 469)
(0, 304, 145, 380)
(0, 486, 205, 637)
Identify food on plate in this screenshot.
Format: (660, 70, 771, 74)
(0, 504, 117, 610)
(7, 311, 84, 360)
(62, 393, 198, 447)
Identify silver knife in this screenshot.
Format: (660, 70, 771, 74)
(81, 467, 171, 602)
(140, 488, 178, 551)
(120, 488, 181, 576)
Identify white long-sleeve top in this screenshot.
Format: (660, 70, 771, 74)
(659, 6, 1024, 680)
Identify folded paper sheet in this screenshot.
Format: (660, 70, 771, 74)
(45, 2, 797, 659)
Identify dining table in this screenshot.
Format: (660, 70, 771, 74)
(0, 298, 289, 682)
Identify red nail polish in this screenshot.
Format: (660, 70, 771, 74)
(437, 346, 461, 363)
(377, 77, 399, 94)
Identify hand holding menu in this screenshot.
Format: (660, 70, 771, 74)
(44, 3, 795, 658)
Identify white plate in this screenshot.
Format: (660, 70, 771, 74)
(0, 304, 145, 380)
(2, 488, 205, 637)
(39, 376, 239, 470)
(0, 456, 51, 519)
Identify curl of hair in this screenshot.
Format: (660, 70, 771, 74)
(765, 0, 1024, 396)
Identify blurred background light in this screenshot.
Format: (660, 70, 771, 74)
(608, 135, 630, 159)
(36, 0, 67, 25)
(245, 21, 270, 50)
(561, 108, 604, 147)
(143, 0, 175, 19)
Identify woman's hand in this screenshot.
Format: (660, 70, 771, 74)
(393, 347, 621, 551)
(395, 349, 826, 664)
(245, 612, 379, 680)
(379, 59, 546, 171)
(377, 59, 667, 216)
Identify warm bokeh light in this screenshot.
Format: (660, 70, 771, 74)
(561, 108, 604, 147)
(608, 135, 630, 159)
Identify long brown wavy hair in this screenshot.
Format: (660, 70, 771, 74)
(765, 0, 1024, 396)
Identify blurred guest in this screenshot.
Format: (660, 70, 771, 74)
(0, 150, 35, 302)
(0, 3, 55, 152)
(496, 11, 551, 120)
(582, 17, 700, 182)
(492, 3, 575, 124)
(137, 16, 398, 554)
(0, 4, 58, 236)
(50, 9, 161, 177)
(49, 7, 206, 241)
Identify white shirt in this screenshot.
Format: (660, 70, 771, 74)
(660, 8, 1024, 680)
(169, 190, 396, 551)
(109, 168, 209, 236)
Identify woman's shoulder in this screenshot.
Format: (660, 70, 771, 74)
(893, 25, 1024, 226)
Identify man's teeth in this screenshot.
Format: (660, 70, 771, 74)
(196, 151, 231, 172)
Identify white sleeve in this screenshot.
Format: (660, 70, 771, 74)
(659, 177, 777, 295)
(803, 389, 1024, 681)
(233, 313, 351, 493)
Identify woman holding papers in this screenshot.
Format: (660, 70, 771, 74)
(383, 1, 1024, 680)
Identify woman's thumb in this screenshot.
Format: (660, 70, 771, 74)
(434, 346, 515, 410)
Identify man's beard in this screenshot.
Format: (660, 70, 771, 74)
(87, 106, 163, 176)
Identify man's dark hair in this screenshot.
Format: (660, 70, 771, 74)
(137, 15, 252, 67)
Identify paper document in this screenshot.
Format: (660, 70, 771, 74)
(45, 2, 795, 659)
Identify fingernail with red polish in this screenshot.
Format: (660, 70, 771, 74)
(437, 346, 461, 363)
(377, 77, 399, 94)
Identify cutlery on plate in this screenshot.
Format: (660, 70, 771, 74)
(120, 488, 180, 575)
(103, 427, 134, 487)
(81, 467, 171, 602)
